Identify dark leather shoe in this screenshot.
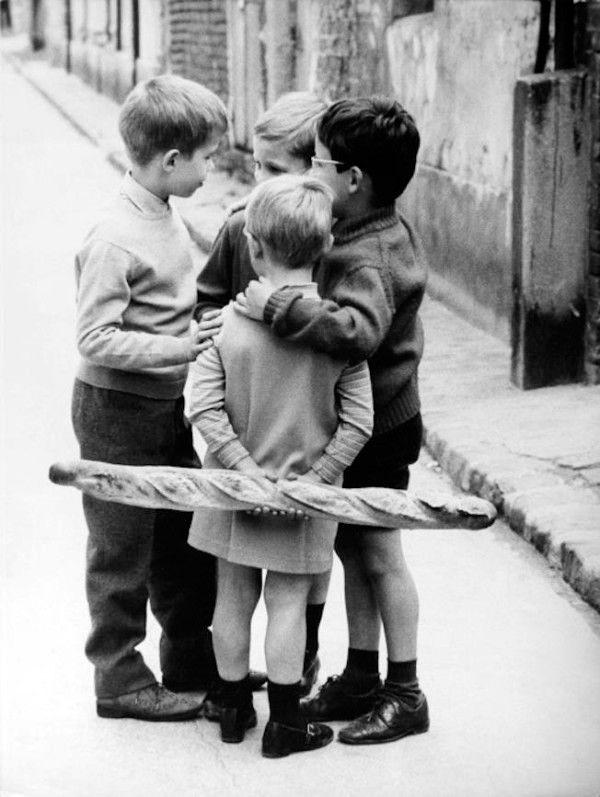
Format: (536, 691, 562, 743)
(200, 671, 267, 721)
(299, 655, 320, 698)
(220, 703, 257, 743)
(300, 672, 381, 721)
(96, 683, 202, 721)
(262, 720, 333, 758)
(338, 688, 429, 745)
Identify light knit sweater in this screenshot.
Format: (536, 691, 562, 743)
(75, 173, 197, 399)
(188, 289, 373, 484)
(187, 288, 373, 573)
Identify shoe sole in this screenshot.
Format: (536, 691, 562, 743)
(337, 722, 429, 745)
(221, 712, 258, 743)
(96, 705, 201, 721)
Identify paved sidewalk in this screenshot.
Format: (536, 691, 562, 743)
(4, 36, 599, 613)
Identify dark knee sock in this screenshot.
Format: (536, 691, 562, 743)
(219, 674, 252, 709)
(385, 659, 422, 705)
(267, 680, 303, 728)
(344, 648, 380, 683)
(304, 603, 325, 665)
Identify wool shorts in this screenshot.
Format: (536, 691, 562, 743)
(342, 412, 423, 490)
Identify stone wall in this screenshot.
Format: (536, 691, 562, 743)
(166, 0, 228, 102)
(388, 0, 542, 341)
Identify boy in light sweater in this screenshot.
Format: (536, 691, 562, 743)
(188, 175, 373, 757)
(72, 75, 227, 721)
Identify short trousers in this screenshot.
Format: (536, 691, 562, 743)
(342, 412, 423, 490)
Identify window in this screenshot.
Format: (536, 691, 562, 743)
(392, 0, 434, 20)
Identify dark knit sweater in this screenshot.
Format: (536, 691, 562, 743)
(264, 206, 427, 435)
(195, 208, 256, 320)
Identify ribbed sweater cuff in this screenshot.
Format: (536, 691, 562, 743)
(214, 440, 253, 470)
(373, 374, 421, 435)
(310, 455, 343, 485)
(264, 288, 301, 325)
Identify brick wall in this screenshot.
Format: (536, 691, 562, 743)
(585, 0, 600, 382)
(166, 0, 229, 102)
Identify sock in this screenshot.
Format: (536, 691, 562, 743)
(386, 658, 417, 685)
(385, 659, 422, 707)
(344, 648, 380, 682)
(219, 674, 251, 709)
(267, 680, 304, 728)
(305, 603, 325, 661)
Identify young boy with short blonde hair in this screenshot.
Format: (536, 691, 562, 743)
(194, 91, 330, 707)
(72, 74, 227, 721)
(188, 174, 373, 757)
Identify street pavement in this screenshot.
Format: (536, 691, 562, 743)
(2, 41, 600, 797)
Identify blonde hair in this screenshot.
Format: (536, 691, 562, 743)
(245, 175, 333, 269)
(119, 74, 228, 166)
(253, 92, 328, 166)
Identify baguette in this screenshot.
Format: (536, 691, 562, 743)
(49, 460, 496, 530)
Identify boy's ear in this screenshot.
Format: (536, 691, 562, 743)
(323, 233, 335, 253)
(348, 165, 364, 195)
(162, 149, 181, 172)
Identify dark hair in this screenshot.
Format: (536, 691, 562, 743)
(317, 97, 420, 204)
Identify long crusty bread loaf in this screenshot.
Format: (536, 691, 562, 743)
(49, 460, 496, 530)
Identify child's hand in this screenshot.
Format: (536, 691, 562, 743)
(234, 277, 275, 321)
(188, 309, 223, 361)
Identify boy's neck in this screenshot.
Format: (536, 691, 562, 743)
(130, 166, 170, 203)
(262, 261, 313, 289)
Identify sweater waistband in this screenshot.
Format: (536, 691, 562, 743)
(77, 361, 186, 400)
(373, 373, 421, 435)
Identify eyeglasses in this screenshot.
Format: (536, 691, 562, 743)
(311, 156, 351, 172)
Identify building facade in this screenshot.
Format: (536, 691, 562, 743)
(36, 0, 600, 386)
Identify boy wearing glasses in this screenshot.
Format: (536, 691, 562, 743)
(237, 97, 429, 746)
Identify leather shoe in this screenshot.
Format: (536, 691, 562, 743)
(299, 654, 320, 698)
(200, 671, 267, 721)
(300, 672, 381, 721)
(262, 720, 333, 758)
(220, 703, 257, 743)
(337, 687, 429, 745)
(96, 683, 202, 721)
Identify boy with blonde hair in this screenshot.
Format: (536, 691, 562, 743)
(72, 74, 227, 720)
(188, 175, 373, 757)
(194, 92, 330, 709)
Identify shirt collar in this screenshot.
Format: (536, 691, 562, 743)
(121, 171, 171, 218)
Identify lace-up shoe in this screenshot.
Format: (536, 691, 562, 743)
(300, 671, 381, 721)
(337, 686, 429, 744)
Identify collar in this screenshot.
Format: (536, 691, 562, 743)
(121, 171, 171, 218)
(332, 205, 397, 244)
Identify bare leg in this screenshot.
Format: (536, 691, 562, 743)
(307, 569, 331, 604)
(212, 559, 261, 681)
(335, 529, 381, 652)
(359, 528, 418, 661)
(264, 571, 313, 683)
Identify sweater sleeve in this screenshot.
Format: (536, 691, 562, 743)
(310, 361, 374, 483)
(75, 240, 191, 369)
(195, 220, 235, 321)
(263, 265, 393, 364)
(187, 343, 253, 469)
